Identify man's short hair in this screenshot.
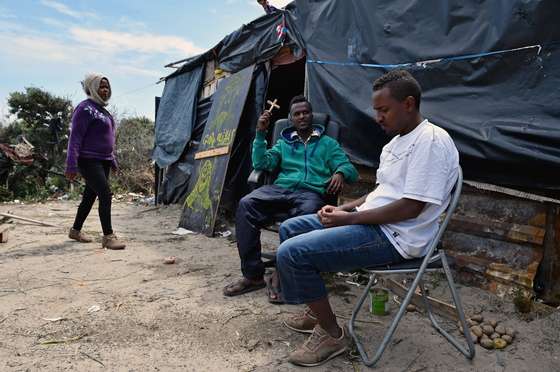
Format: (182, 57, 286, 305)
(373, 70, 422, 109)
(289, 95, 313, 112)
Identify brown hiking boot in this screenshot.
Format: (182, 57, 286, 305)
(68, 228, 92, 243)
(283, 308, 319, 333)
(288, 324, 349, 367)
(102, 234, 126, 250)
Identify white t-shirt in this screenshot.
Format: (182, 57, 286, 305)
(356, 119, 459, 259)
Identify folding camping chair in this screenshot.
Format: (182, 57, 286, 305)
(348, 166, 476, 367)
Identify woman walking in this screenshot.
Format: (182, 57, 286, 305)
(65, 73, 125, 250)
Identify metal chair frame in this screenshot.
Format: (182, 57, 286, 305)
(348, 167, 476, 367)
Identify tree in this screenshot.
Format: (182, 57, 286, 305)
(7, 87, 73, 173)
(0, 88, 73, 200)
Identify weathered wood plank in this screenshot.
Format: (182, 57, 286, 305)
(194, 146, 230, 160)
(448, 214, 545, 245)
(384, 278, 458, 321)
(538, 204, 560, 304)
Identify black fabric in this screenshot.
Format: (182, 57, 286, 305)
(73, 158, 113, 235)
(170, 11, 301, 77)
(235, 184, 325, 280)
(218, 12, 287, 72)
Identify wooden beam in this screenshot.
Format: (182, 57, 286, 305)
(0, 213, 58, 227)
(384, 278, 458, 321)
(194, 146, 230, 160)
(539, 204, 560, 305)
(448, 214, 545, 245)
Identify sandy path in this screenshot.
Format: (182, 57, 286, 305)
(0, 200, 558, 371)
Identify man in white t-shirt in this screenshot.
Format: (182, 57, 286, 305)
(275, 70, 459, 367)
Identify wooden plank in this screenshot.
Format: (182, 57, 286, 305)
(537, 204, 560, 305)
(384, 278, 458, 321)
(442, 232, 543, 271)
(194, 146, 230, 160)
(448, 214, 545, 245)
(0, 213, 58, 227)
(456, 188, 547, 226)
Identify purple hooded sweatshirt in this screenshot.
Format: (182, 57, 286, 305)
(66, 99, 117, 173)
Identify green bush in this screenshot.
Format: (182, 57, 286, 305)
(114, 116, 155, 194)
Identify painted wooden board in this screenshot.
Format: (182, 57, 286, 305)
(179, 64, 255, 235)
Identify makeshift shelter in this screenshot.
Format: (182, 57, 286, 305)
(154, 0, 560, 203)
(153, 0, 560, 303)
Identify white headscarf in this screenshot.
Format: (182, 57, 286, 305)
(81, 73, 111, 106)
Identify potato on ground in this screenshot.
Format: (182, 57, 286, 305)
(495, 324, 506, 335)
(494, 338, 507, 349)
(470, 332, 478, 344)
(482, 325, 494, 336)
(471, 325, 483, 338)
(471, 314, 484, 322)
(480, 337, 494, 349)
(505, 327, 516, 338)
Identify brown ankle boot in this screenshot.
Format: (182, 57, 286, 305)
(69, 228, 93, 243)
(102, 233, 126, 250)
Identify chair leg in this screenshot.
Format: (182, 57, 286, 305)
(440, 251, 476, 359)
(349, 253, 475, 367)
(349, 272, 423, 367)
(414, 256, 475, 360)
(349, 273, 391, 367)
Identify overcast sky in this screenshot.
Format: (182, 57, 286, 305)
(0, 0, 292, 122)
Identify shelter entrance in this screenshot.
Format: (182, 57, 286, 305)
(265, 57, 306, 121)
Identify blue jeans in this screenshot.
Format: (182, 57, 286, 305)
(276, 214, 406, 304)
(235, 185, 325, 280)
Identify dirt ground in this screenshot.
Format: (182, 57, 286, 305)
(1, 200, 559, 372)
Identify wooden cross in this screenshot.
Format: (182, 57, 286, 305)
(266, 99, 280, 113)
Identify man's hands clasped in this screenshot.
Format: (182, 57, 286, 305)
(317, 204, 354, 228)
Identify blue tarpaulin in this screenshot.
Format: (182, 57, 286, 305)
(153, 64, 204, 168)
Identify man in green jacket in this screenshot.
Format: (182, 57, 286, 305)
(224, 95, 358, 297)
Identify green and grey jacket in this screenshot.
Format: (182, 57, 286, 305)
(252, 125, 358, 195)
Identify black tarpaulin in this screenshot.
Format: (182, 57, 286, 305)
(294, 0, 560, 190)
(217, 12, 289, 72)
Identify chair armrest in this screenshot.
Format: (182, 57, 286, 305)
(248, 169, 266, 190)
